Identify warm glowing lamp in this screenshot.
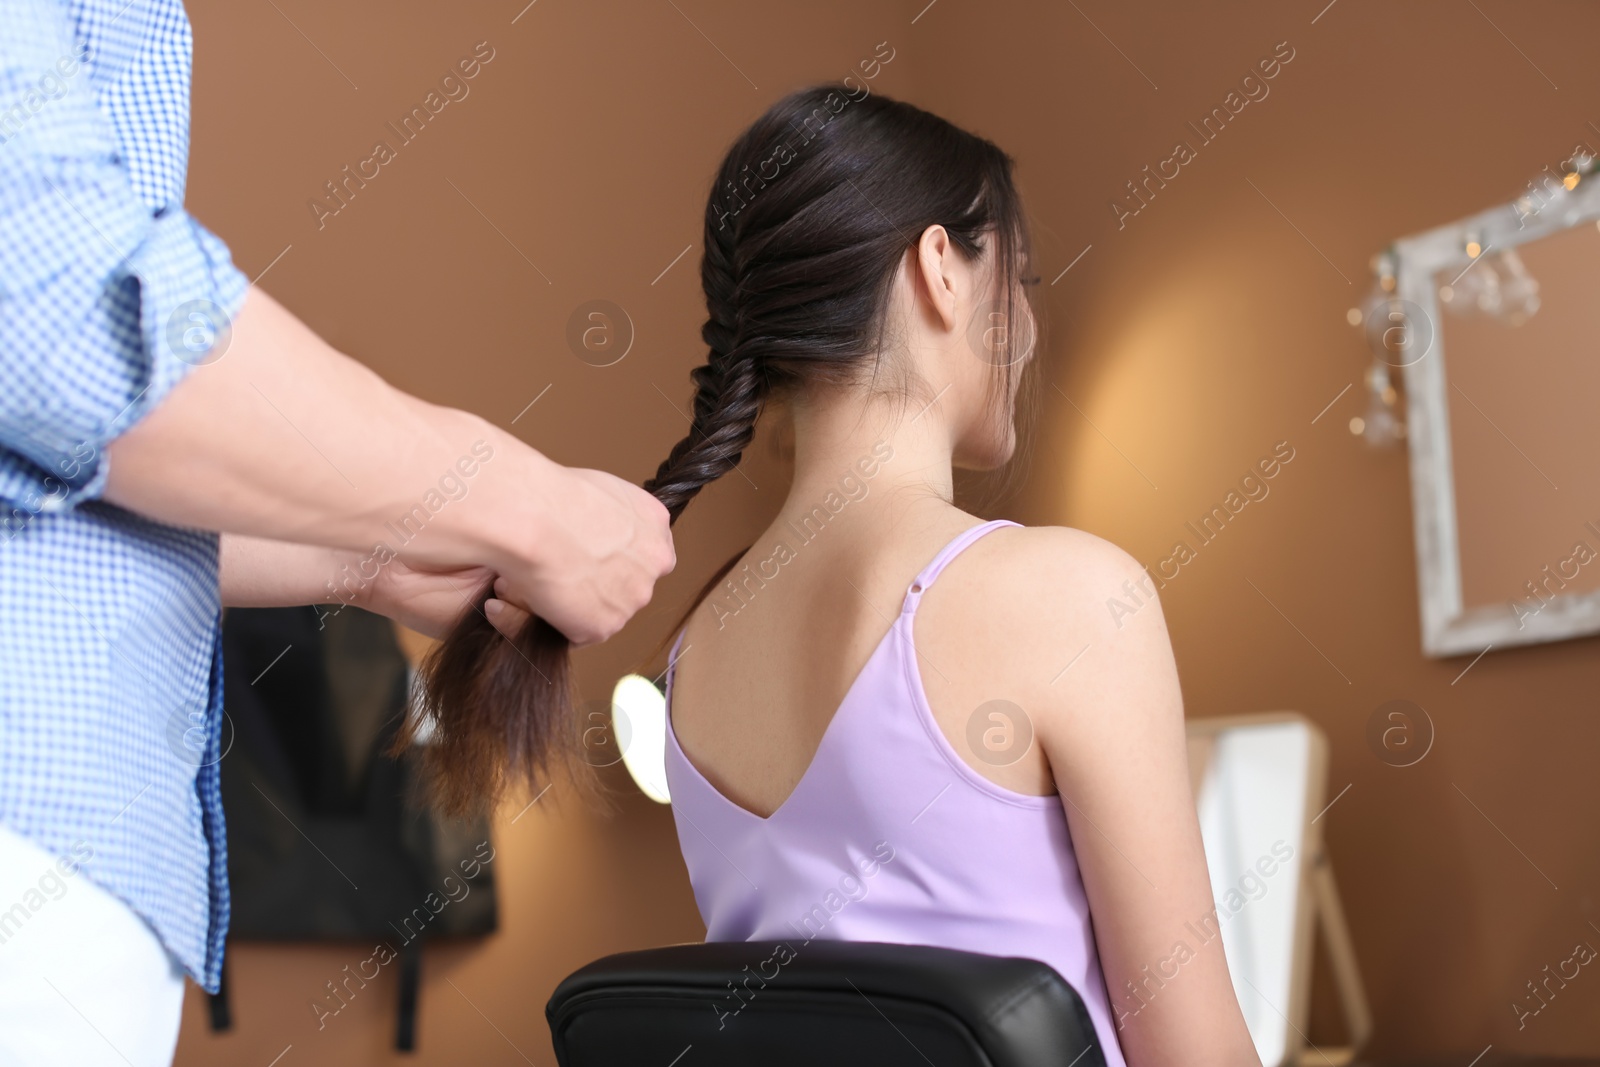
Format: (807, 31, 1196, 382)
(611, 674, 671, 804)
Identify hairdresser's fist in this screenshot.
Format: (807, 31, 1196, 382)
(502, 466, 675, 646)
(357, 560, 506, 641)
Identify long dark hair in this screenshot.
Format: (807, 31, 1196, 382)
(398, 83, 1036, 816)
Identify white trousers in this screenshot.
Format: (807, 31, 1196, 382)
(0, 822, 186, 1066)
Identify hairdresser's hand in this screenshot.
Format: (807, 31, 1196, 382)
(482, 585, 531, 641)
(360, 559, 526, 641)
(219, 536, 525, 640)
(497, 466, 675, 646)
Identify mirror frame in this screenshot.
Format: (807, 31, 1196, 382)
(1394, 174, 1600, 657)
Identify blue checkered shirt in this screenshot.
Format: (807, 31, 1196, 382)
(0, 0, 249, 992)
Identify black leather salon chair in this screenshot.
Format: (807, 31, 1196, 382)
(547, 940, 1107, 1067)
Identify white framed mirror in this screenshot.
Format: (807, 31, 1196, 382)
(1389, 159, 1600, 656)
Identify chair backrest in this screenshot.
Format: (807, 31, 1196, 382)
(546, 939, 1108, 1067)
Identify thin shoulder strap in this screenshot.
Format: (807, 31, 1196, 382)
(901, 519, 1022, 614)
(664, 627, 689, 691)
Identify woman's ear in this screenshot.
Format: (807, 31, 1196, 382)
(915, 225, 959, 333)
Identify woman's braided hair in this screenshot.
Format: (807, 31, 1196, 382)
(398, 83, 1033, 816)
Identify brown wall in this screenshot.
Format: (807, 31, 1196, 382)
(177, 0, 1600, 1063)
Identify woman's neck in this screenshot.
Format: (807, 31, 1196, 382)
(780, 388, 957, 530)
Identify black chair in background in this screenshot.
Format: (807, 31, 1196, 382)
(547, 940, 1108, 1067)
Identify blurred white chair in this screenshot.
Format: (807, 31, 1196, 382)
(1188, 713, 1371, 1067)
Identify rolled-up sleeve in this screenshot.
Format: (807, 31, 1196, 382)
(0, 0, 249, 511)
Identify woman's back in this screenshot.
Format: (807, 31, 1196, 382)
(623, 82, 1259, 1067)
(665, 507, 1129, 1065)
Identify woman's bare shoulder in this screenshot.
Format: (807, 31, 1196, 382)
(920, 521, 1156, 659)
(990, 524, 1143, 575)
(919, 520, 1177, 745)
(966, 523, 1153, 624)
(944, 523, 1182, 746)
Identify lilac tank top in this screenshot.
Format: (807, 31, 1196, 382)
(662, 519, 1128, 1066)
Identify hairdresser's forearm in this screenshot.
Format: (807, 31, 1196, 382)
(103, 288, 554, 573)
(219, 534, 344, 607)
